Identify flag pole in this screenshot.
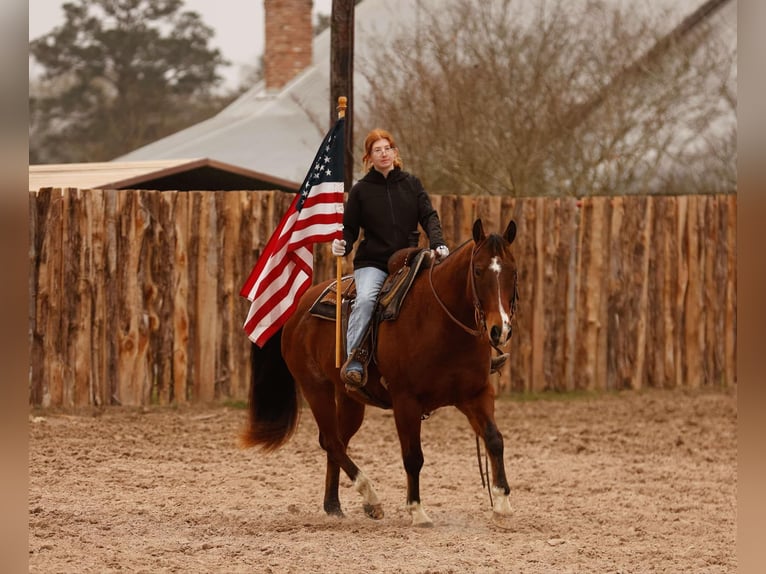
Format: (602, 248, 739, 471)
(335, 96, 347, 368)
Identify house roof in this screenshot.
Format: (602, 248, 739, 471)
(28, 158, 300, 192)
(115, 0, 428, 183)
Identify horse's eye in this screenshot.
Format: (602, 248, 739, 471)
(474, 267, 482, 277)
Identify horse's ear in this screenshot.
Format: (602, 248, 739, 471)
(504, 220, 517, 245)
(472, 219, 486, 243)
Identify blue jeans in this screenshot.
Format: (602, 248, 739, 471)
(346, 266, 388, 359)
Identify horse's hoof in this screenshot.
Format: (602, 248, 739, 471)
(324, 503, 344, 518)
(363, 503, 384, 520)
(491, 511, 515, 530)
(491, 489, 512, 515)
(407, 502, 433, 527)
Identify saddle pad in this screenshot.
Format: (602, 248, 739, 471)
(309, 276, 355, 320)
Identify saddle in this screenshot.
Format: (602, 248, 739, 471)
(308, 248, 433, 364)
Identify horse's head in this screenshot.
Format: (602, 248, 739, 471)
(470, 219, 519, 349)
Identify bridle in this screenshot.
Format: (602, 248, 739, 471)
(427, 238, 518, 354)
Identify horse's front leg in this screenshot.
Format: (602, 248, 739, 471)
(319, 436, 343, 516)
(483, 420, 512, 515)
(393, 398, 433, 527)
(458, 391, 512, 516)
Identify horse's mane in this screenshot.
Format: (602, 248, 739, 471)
(453, 232, 505, 255)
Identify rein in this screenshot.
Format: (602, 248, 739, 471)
(427, 240, 486, 338)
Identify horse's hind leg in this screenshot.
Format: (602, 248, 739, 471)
(306, 383, 383, 520)
(319, 434, 344, 517)
(457, 391, 512, 516)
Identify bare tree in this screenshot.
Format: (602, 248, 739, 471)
(358, 0, 736, 196)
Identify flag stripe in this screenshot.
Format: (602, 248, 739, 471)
(245, 270, 310, 345)
(241, 117, 345, 346)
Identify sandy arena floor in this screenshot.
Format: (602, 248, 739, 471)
(29, 388, 736, 573)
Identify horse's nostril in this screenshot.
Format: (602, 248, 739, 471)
(490, 325, 501, 342)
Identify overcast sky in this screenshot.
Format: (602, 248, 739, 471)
(29, 0, 333, 89)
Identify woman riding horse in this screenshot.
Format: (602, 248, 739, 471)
(243, 218, 519, 527)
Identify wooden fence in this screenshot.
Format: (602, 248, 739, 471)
(28, 188, 736, 407)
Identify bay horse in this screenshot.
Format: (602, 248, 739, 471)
(242, 218, 519, 526)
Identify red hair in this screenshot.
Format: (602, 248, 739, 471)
(362, 128, 403, 170)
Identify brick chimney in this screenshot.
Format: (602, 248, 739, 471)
(263, 0, 314, 91)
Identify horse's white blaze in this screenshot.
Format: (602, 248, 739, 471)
(491, 485, 512, 515)
(491, 256, 512, 341)
(406, 502, 433, 526)
(353, 472, 381, 506)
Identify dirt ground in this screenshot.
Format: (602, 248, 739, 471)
(29, 388, 736, 573)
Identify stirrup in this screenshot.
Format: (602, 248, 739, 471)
(341, 353, 368, 389)
(490, 353, 509, 374)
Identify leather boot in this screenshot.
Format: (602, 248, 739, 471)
(490, 353, 509, 374)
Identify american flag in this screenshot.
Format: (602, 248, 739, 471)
(240, 117, 345, 346)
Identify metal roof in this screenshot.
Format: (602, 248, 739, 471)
(115, 0, 422, 183)
(29, 158, 300, 192)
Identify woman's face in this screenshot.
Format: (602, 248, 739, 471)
(369, 138, 396, 174)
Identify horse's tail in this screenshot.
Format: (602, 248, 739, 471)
(240, 329, 300, 452)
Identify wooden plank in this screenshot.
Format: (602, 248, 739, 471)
(89, 189, 108, 406)
(46, 188, 67, 407)
(115, 190, 151, 406)
(104, 190, 120, 404)
(510, 198, 535, 392)
(684, 196, 704, 388)
(506, 197, 528, 392)
(563, 199, 580, 392)
(29, 189, 50, 406)
(605, 196, 651, 390)
(437, 194, 457, 246)
(231, 191, 255, 401)
(455, 195, 476, 245)
(71, 188, 93, 407)
(594, 198, 611, 391)
(217, 191, 240, 399)
(194, 191, 219, 402)
(146, 190, 175, 405)
(665, 195, 681, 388)
(575, 197, 609, 390)
(541, 197, 576, 391)
(705, 196, 723, 386)
(475, 195, 502, 237)
(531, 198, 545, 391)
(172, 192, 190, 404)
(632, 197, 653, 390)
(605, 196, 624, 390)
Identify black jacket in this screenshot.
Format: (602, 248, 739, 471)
(342, 166, 446, 272)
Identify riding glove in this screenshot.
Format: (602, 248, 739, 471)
(435, 245, 449, 261)
(331, 238, 347, 256)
